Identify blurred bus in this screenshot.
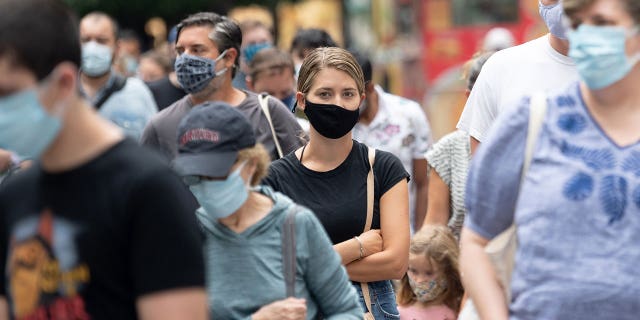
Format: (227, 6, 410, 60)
(422, 0, 545, 138)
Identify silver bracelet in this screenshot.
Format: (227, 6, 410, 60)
(354, 236, 364, 260)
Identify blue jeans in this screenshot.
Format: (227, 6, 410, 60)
(353, 280, 400, 319)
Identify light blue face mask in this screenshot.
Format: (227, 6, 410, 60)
(81, 41, 113, 77)
(174, 50, 228, 94)
(568, 24, 640, 90)
(189, 163, 249, 221)
(280, 93, 296, 113)
(0, 89, 62, 159)
(242, 42, 272, 64)
(539, 1, 568, 40)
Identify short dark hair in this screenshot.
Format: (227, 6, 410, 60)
(82, 11, 119, 40)
(290, 28, 338, 58)
(176, 12, 242, 77)
(351, 51, 373, 84)
(0, 0, 81, 80)
(118, 28, 140, 42)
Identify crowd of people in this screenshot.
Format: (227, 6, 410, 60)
(0, 0, 639, 319)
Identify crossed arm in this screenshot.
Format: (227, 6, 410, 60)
(333, 179, 410, 282)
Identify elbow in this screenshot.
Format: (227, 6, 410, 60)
(391, 259, 408, 280)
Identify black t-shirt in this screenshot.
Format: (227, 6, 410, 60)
(263, 140, 409, 244)
(0, 139, 204, 319)
(146, 76, 187, 112)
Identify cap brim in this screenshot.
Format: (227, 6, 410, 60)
(172, 151, 238, 178)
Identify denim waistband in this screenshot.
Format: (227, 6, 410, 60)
(352, 280, 395, 294)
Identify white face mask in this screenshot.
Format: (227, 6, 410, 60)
(539, 1, 568, 40)
(81, 41, 113, 77)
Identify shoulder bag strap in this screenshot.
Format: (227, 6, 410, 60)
(522, 93, 548, 180)
(364, 147, 376, 233)
(282, 205, 299, 297)
(259, 93, 284, 159)
(361, 147, 376, 319)
(95, 74, 127, 110)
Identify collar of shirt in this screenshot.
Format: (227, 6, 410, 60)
(77, 69, 116, 105)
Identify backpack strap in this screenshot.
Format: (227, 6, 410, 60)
(95, 74, 127, 110)
(258, 93, 284, 159)
(282, 205, 300, 297)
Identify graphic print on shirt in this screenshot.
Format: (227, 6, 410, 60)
(7, 209, 90, 319)
(555, 94, 639, 225)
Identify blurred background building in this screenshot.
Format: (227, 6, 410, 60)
(66, 0, 547, 139)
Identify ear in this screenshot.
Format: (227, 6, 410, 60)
(223, 47, 239, 69)
(295, 92, 306, 111)
(40, 62, 78, 112)
(245, 75, 254, 91)
(54, 62, 77, 95)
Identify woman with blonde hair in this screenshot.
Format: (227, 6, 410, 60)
(173, 101, 361, 320)
(264, 47, 410, 319)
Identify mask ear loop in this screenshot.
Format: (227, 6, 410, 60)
(214, 49, 229, 77)
(625, 26, 640, 65)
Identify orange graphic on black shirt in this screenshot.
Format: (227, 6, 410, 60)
(7, 209, 90, 319)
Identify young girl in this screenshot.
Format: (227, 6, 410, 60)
(397, 226, 464, 320)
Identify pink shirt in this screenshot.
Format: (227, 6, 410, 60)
(398, 304, 456, 320)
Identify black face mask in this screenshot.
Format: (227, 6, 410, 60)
(304, 100, 359, 139)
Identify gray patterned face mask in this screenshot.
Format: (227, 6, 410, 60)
(175, 50, 228, 94)
(408, 276, 448, 303)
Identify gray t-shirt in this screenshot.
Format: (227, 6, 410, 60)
(140, 90, 305, 161)
(465, 83, 640, 319)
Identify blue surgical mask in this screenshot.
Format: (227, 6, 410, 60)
(539, 1, 568, 40)
(189, 163, 249, 221)
(242, 42, 272, 64)
(280, 94, 296, 113)
(0, 89, 62, 159)
(123, 55, 138, 76)
(175, 50, 228, 94)
(568, 25, 640, 90)
(82, 41, 113, 77)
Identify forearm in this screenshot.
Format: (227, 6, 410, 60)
(333, 238, 362, 265)
(460, 229, 508, 320)
(424, 206, 449, 226)
(412, 159, 429, 229)
(413, 183, 428, 229)
(345, 249, 407, 282)
(423, 170, 451, 227)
